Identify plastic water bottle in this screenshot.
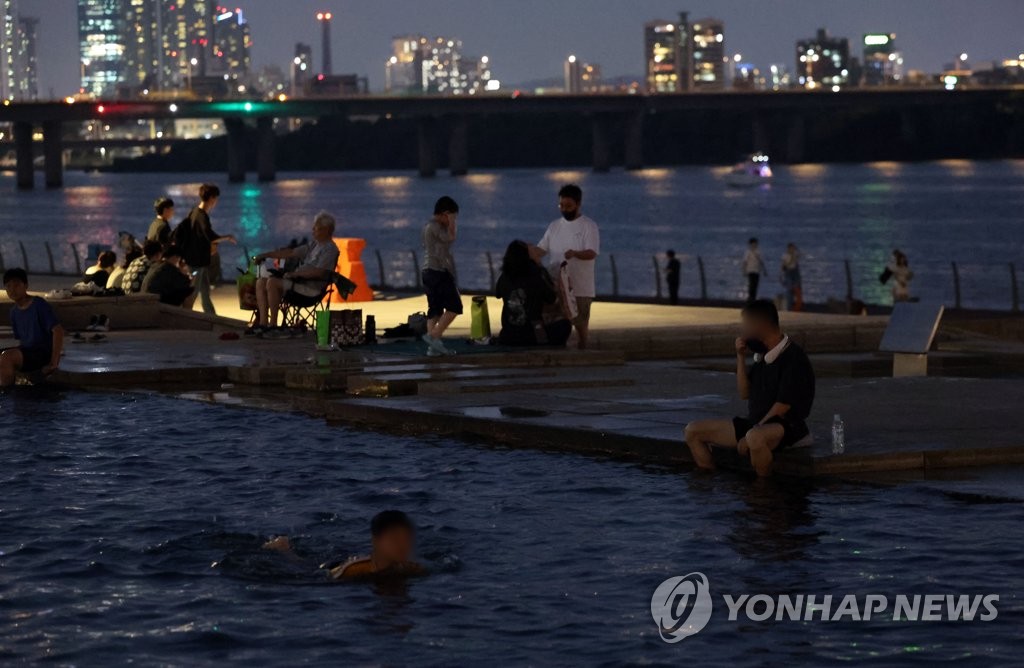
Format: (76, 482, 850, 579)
(831, 414, 845, 455)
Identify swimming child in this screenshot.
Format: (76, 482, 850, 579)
(263, 510, 424, 580)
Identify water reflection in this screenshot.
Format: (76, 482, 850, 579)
(237, 183, 266, 243)
(545, 169, 587, 184)
(464, 173, 500, 192)
(868, 161, 903, 178)
(937, 159, 976, 178)
(685, 472, 819, 564)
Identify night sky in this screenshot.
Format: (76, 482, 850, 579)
(20, 0, 1024, 96)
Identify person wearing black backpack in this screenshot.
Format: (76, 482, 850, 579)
(173, 184, 235, 314)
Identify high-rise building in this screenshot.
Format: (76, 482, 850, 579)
(384, 35, 493, 95)
(78, 0, 127, 98)
(862, 33, 903, 86)
(691, 17, 725, 89)
(423, 37, 462, 95)
(796, 28, 851, 90)
(767, 64, 792, 91)
(645, 13, 726, 93)
(160, 0, 216, 89)
(644, 13, 691, 93)
(292, 42, 313, 95)
(211, 7, 251, 79)
(564, 54, 582, 94)
(732, 59, 760, 91)
(124, 0, 158, 92)
(385, 34, 427, 94)
(1, 0, 18, 101)
(564, 55, 601, 94)
(14, 14, 37, 99)
(256, 64, 286, 97)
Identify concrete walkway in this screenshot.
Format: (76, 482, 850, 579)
(7, 275, 889, 359)
(5, 276, 1023, 479)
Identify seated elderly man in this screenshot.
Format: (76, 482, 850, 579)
(250, 212, 340, 334)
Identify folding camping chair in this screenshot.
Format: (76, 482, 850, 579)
(279, 272, 359, 330)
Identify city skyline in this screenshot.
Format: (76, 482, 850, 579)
(13, 0, 1024, 97)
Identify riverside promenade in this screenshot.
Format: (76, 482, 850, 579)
(4, 282, 1024, 479)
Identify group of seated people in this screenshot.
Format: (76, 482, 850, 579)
(70, 197, 200, 307)
(76, 240, 197, 308)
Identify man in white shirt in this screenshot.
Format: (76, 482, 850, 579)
(533, 184, 600, 349)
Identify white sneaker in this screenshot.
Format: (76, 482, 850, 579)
(422, 333, 456, 356)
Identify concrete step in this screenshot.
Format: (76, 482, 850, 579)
(347, 368, 558, 397)
(416, 375, 635, 396)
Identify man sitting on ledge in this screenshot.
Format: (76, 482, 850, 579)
(684, 299, 815, 477)
(2, 268, 65, 387)
(251, 212, 340, 334)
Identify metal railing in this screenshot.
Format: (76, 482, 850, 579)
(2, 239, 1020, 313)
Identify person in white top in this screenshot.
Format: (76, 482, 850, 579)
(886, 249, 914, 302)
(533, 184, 600, 349)
(742, 237, 767, 303)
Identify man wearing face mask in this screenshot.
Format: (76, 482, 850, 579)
(683, 299, 816, 477)
(533, 184, 600, 349)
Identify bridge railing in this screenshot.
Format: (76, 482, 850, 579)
(1, 239, 1019, 313)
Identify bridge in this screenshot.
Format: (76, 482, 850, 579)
(1, 87, 1021, 189)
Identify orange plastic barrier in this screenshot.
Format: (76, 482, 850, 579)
(332, 237, 374, 303)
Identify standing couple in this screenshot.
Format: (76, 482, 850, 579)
(420, 184, 601, 356)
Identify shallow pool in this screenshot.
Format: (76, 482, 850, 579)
(0, 391, 1021, 666)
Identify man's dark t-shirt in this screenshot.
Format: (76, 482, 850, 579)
(747, 341, 815, 424)
(147, 216, 171, 246)
(142, 262, 193, 306)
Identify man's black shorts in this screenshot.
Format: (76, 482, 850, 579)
(17, 347, 52, 373)
(421, 269, 463, 319)
(732, 415, 809, 451)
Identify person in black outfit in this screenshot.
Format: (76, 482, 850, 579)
(174, 184, 235, 314)
(683, 299, 815, 477)
(141, 246, 196, 308)
(495, 240, 572, 347)
(665, 249, 681, 305)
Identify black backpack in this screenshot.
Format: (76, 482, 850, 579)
(170, 213, 206, 267)
(170, 214, 193, 249)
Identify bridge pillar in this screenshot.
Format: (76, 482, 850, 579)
(43, 120, 64, 188)
(752, 114, 770, 153)
(225, 118, 247, 183)
(417, 117, 437, 178)
(591, 115, 611, 173)
(13, 121, 33, 190)
(448, 115, 469, 177)
(256, 117, 276, 182)
(785, 115, 806, 164)
(624, 112, 644, 171)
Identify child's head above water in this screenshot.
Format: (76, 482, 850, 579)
(370, 510, 416, 564)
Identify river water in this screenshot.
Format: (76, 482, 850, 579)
(1, 161, 1023, 308)
(0, 392, 1021, 665)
